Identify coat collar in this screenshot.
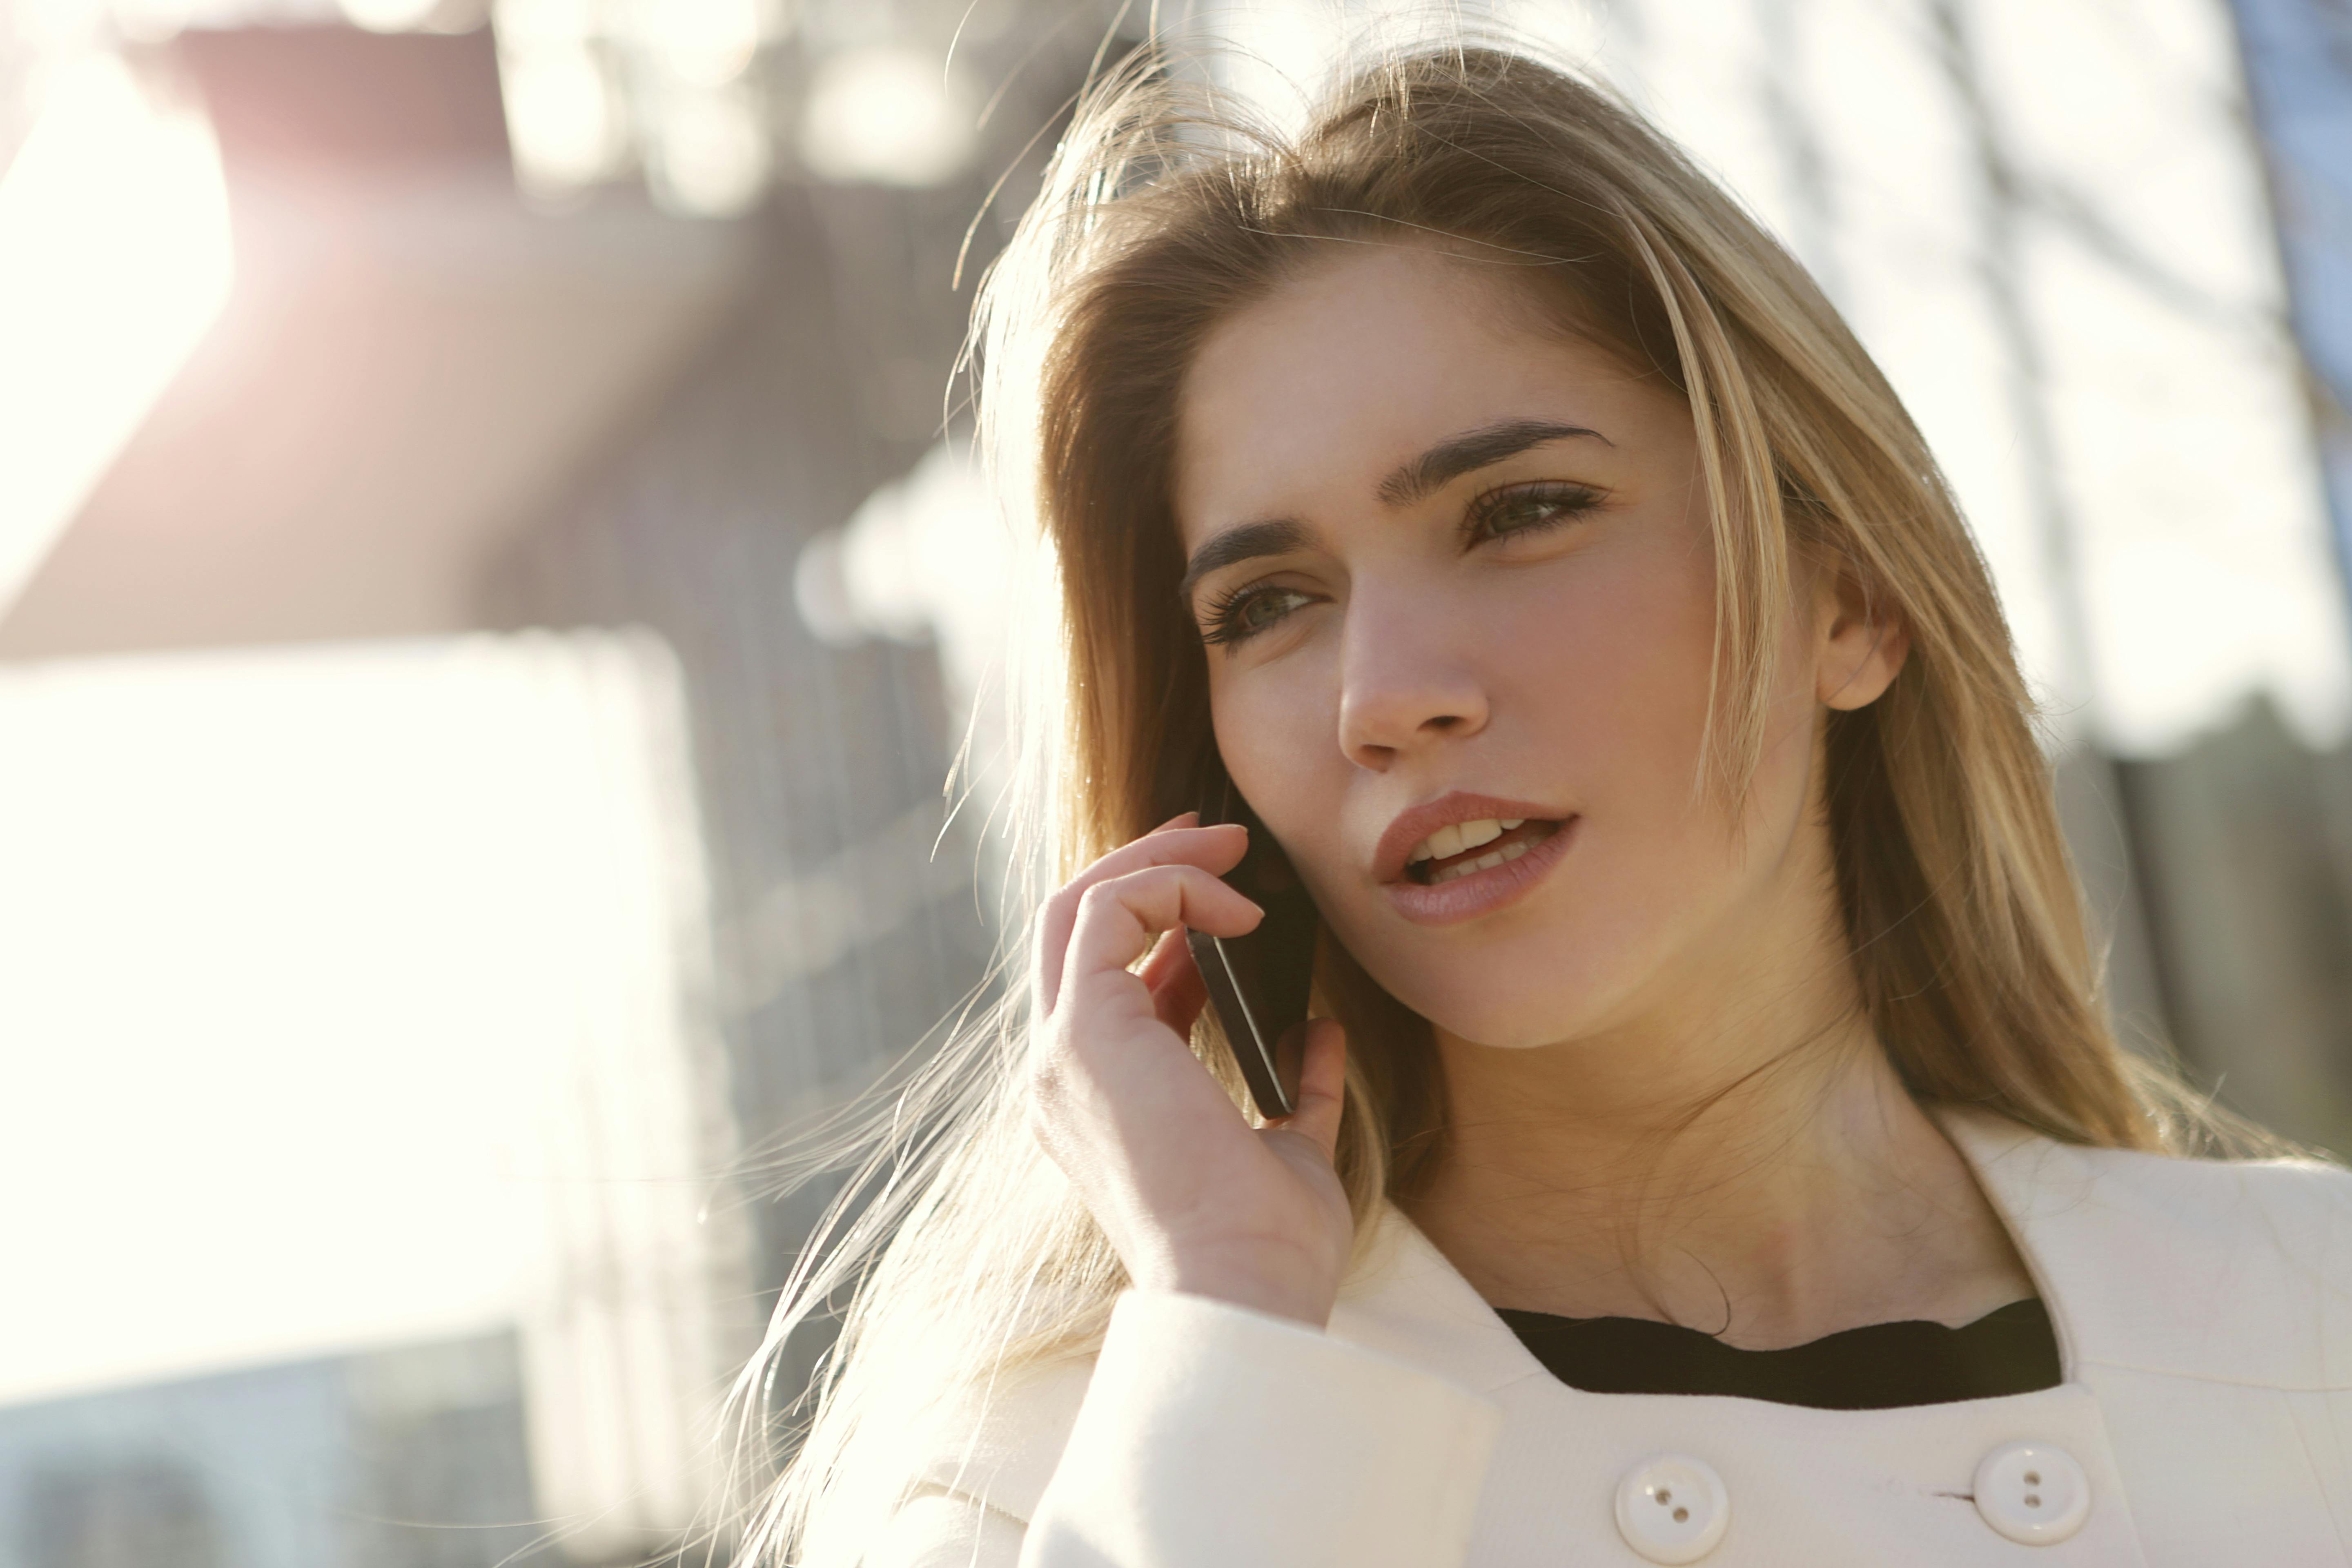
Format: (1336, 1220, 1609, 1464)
(1939, 1107, 2352, 1390)
(1333, 1108, 2352, 1394)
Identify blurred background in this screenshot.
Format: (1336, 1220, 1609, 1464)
(0, 0, 2348, 1562)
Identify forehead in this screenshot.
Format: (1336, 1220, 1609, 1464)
(1172, 246, 1646, 547)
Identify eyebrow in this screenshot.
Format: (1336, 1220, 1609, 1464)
(1177, 417, 1612, 601)
(1178, 517, 1312, 601)
(1375, 418, 1610, 507)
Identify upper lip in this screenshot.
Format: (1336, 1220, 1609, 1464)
(1373, 791, 1568, 883)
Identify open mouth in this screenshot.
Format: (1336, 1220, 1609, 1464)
(1405, 817, 1565, 885)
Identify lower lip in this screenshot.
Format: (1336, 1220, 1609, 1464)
(1382, 817, 1579, 925)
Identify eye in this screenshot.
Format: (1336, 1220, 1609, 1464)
(1464, 481, 1605, 545)
(1200, 582, 1316, 647)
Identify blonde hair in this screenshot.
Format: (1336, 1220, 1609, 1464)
(724, 41, 2201, 1563)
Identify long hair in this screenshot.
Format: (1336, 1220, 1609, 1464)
(725, 41, 2200, 1562)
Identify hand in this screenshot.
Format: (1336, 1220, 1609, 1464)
(1027, 814, 1353, 1327)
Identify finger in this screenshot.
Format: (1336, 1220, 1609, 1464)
(1269, 1018, 1347, 1161)
(1274, 1020, 1308, 1107)
(1140, 927, 1209, 1036)
(1060, 864, 1261, 1011)
(1033, 824, 1246, 1017)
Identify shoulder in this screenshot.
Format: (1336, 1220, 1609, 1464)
(2056, 1131, 2352, 1244)
(904, 1352, 1097, 1527)
(1947, 1109, 2352, 1388)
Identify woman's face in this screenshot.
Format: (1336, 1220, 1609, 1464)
(1174, 245, 1876, 1051)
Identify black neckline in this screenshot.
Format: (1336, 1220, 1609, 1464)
(1496, 1297, 2062, 1410)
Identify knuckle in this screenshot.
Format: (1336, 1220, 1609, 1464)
(1034, 1017, 1086, 1080)
(1022, 1094, 1064, 1160)
(1024, 1051, 1066, 1114)
(1024, 1049, 1091, 1151)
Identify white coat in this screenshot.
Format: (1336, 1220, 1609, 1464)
(870, 1111, 2352, 1566)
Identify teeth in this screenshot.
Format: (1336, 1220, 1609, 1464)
(1411, 817, 1513, 866)
(1404, 817, 1559, 876)
(1426, 836, 1534, 884)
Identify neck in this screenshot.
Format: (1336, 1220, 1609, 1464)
(1403, 1004, 2033, 1348)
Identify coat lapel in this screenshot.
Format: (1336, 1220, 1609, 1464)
(1939, 1106, 2352, 1390)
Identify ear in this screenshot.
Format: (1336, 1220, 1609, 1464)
(1814, 564, 1908, 712)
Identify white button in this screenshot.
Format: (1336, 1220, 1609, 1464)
(1614, 1454, 1730, 1564)
(1973, 1442, 2091, 1545)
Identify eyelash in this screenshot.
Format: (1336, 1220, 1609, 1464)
(1198, 481, 1607, 648)
(1200, 581, 1313, 646)
(1461, 480, 1606, 544)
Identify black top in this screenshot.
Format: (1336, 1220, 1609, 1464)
(1497, 1298, 2061, 1410)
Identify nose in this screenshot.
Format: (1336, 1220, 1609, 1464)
(1336, 581, 1491, 770)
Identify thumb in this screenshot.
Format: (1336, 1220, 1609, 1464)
(1275, 1018, 1348, 1161)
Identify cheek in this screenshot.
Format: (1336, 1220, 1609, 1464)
(1208, 643, 1347, 842)
(1502, 543, 1719, 781)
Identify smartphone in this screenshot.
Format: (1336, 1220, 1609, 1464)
(1186, 763, 1319, 1120)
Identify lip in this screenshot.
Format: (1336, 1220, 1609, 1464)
(1372, 791, 1569, 883)
(1383, 813, 1578, 925)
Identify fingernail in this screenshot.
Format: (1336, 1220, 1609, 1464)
(1153, 811, 1199, 832)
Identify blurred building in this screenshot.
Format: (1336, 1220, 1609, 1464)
(0, 1332, 542, 1568)
(0, 1, 2349, 1565)
(0, 3, 1101, 1564)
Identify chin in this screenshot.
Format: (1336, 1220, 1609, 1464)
(1353, 939, 1639, 1053)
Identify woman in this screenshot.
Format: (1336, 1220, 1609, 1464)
(733, 44, 2352, 1567)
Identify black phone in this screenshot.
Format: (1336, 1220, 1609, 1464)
(1186, 764, 1319, 1120)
